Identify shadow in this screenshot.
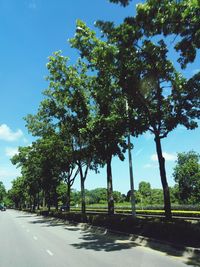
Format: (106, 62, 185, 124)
(16, 215, 35, 218)
(28, 217, 79, 228)
(186, 253, 200, 267)
(25, 213, 200, 265)
(29, 218, 53, 224)
(64, 227, 80, 231)
(70, 231, 138, 252)
(130, 237, 200, 266)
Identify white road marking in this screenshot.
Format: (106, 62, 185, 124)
(26, 229, 30, 233)
(46, 249, 53, 256)
(33, 236, 38, 240)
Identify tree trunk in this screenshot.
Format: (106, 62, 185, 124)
(79, 164, 86, 214)
(47, 191, 51, 212)
(37, 192, 40, 210)
(33, 195, 36, 212)
(42, 190, 46, 208)
(154, 135, 172, 219)
(127, 134, 136, 218)
(107, 155, 114, 215)
(66, 183, 71, 212)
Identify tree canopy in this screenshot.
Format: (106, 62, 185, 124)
(173, 151, 200, 204)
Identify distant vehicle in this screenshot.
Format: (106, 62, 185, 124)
(0, 204, 6, 211)
(60, 205, 68, 212)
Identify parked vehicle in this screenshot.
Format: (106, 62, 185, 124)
(0, 204, 6, 211)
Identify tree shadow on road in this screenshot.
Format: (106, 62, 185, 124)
(69, 226, 200, 265)
(28, 217, 80, 229)
(16, 215, 36, 218)
(135, 238, 200, 267)
(26, 214, 200, 265)
(70, 227, 139, 252)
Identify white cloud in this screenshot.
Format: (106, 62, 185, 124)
(134, 148, 144, 157)
(0, 124, 23, 141)
(151, 152, 177, 162)
(0, 168, 19, 177)
(23, 137, 29, 144)
(0, 166, 21, 179)
(143, 163, 158, 169)
(5, 147, 19, 157)
(0, 165, 21, 189)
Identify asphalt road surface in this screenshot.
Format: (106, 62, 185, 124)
(0, 210, 197, 267)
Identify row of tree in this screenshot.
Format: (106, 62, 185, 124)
(9, 0, 200, 219)
(5, 148, 200, 209)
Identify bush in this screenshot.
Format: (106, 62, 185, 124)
(35, 209, 200, 247)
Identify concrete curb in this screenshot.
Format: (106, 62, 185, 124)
(24, 210, 200, 261)
(75, 222, 200, 260)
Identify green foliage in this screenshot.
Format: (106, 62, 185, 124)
(109, 0, 131, 6)
(136, 0, 200, 68)
(173, 151, 200, 204)
(8, 177, 27, 208)
(9, 1, 200, 218)
(0, 181, 6, 202)
(95, 5, 200, 219)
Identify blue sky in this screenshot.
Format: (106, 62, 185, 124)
(0, 0, 199, 193)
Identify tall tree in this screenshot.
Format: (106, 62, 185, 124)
(8, 177, 27, 209)
(70, 22, 130, 215)
(72, 17, 200, 219)
(25, 54, 95, 214)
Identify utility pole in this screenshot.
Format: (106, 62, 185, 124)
(126, 100, 136, 218)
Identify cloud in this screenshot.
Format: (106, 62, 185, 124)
(5, 147, 19, 157)
(143, 163, 158, 169)
(151, 152, 177, 162)
(134, 148, 144, 157)
(0, 164, 21, 189)
(0, 124, 23, 141)
(0, 166, 21, 180)
(23, 137, 29, 144)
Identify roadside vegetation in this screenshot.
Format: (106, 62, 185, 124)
(1, 0, 200, 226)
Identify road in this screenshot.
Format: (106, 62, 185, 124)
(0, 210, 197, 267)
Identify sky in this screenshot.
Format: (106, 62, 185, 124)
(0, 0, 199, 193)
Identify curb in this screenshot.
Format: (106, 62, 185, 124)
(23, 210, 200, 261)
(74, 222, 200, 259)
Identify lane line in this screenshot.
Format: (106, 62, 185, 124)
(46, 249, 54, 256)
(33, 236, 38, 240)
(26, 229, 30, 233)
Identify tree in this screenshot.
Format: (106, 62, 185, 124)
(95, 15, 200, 219)
(8, 177, 27, 209)
(0, 181, 6, 203)
(109, 0, 131, 6)
(137, 181, 151, 206)
(25, 54, 96, 214)
(70, 20, 134, 215)
(151, 189, 164, 205)
(87, 188, 107, 204)
(136, 0, 200, 68)
(173, 151, 200, 204)
(138, 181, 151, 198)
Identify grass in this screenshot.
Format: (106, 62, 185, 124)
(69, 206, 200, 217)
